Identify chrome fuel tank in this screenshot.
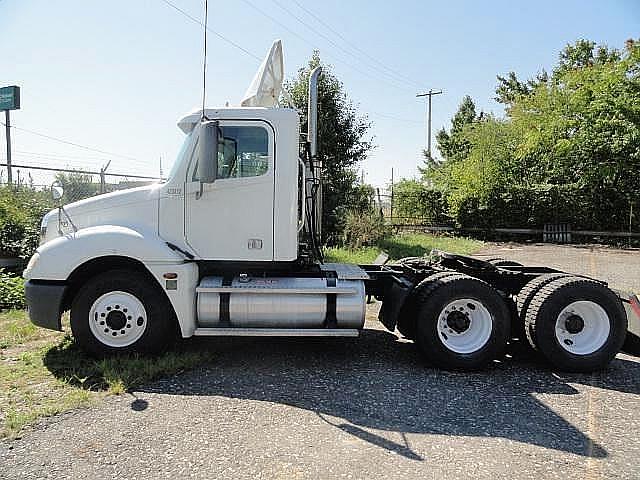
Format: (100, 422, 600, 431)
(196, 275, 365, 329)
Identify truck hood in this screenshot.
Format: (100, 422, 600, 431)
(42, 184, 162, 241)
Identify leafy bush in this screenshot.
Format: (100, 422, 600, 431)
(452, 184, 638, 232)
(342, 209, 390, 249)
(392, 179, 451, 226)
(0, 186, 53, 260)
(0, 270, 25, 310)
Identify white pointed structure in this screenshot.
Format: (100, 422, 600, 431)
(241, 39, 286, 108)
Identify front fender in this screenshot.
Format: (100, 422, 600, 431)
(24, 225, 185, 281)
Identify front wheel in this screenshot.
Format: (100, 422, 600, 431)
(413, 274, 510, 370)
(70, 269, 177, 357)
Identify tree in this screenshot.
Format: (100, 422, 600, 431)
(432, 95, 478, 164)
(495, 70, 548, 106)
(554, 39, 620, 77)
(426, 38, 640, 232)
(285, 52, 374, 244)
(495, 39, 620, 107)
(509, 39, 640, 212)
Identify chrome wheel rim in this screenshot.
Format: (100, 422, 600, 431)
(89, 291, 147, 347)
(554, 300, 610, 355)
(436, 298, 493, 354)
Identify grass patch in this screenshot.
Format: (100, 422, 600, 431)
(0, 310, 49, 349)
(324, 232, 483, 264)
(0, 310, 213, 439)
(324, 246, 381, 264)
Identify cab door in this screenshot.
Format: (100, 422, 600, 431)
(185, 120, 275, 261)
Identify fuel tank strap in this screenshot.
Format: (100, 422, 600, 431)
(219, 276, 233, 326)
(325, 273, 337, 328)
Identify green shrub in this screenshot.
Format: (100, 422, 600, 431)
(0, 270, 25, 310)
(392, 180, 451, 226)
(452, 184, 638, 232)
(342, 209, 390, 249)
(0, 186, 53, 260)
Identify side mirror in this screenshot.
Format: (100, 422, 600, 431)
(198, 120, 219, 184)
(51, 181, 64, 202)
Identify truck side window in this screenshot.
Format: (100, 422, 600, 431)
(217, 126, 269, 179)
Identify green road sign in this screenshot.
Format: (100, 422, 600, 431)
(0, 86, 20, 111)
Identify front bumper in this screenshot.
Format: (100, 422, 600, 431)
(24, 280, 66, 331)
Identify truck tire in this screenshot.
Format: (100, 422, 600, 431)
(517, 273, 569, 346)
(413, 274, 511, 370)
(70, 269, 177, 357)
(524, 276, 627, 372)
(397, 271, 459, 340)
(484, 257, 523, 267)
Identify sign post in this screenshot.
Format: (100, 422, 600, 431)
(0, 86, 21, 185)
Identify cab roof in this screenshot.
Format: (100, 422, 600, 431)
(177, 107, 298, 134)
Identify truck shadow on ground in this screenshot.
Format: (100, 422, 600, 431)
(44, 327, 640, 462)
(140, 330, 639, 461)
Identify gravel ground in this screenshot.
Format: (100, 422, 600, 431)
(2, 312, 639, 480)
(477, 243, 640, 293)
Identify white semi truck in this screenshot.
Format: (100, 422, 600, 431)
(23, 42, 636, 372)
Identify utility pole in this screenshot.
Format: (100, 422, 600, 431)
(5, 110, 12, 185)
(416, 89, 443, 160)
(390, 167, 394, 224)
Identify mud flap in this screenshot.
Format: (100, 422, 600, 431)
(379, 277, 412, 332)
(621, 293, 640, 356)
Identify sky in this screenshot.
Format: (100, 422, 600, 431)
(0, 0, 638, 188)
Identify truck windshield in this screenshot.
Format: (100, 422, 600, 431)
(165, 132, 193, 182)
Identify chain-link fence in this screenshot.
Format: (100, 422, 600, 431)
(0, 164, 161, 204)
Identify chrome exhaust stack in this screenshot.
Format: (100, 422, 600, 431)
(307, 66, 322, 242)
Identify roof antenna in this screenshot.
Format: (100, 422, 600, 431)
(201, 0, 209, 121)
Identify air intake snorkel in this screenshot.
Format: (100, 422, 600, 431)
(305, 66, 323, 262)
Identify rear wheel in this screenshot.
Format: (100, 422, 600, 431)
(524, 276, 627, 372)
(517, 273, 569, 346)
(413, 274, 510, 370)
(71, 269, 177, 357)
(484, 257, 523, 267)
(397, 271, 458, 340)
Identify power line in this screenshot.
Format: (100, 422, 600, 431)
(288, 0, 422, 90)
(368, 111, 423, 124)
(0, 121, 142, 162)
(162, 0, 426, 126)
(14, 149, 113, 161)
(239, 0, 412, 94)
(266, 0, 415, 93)
(159, 0, 262, 62)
